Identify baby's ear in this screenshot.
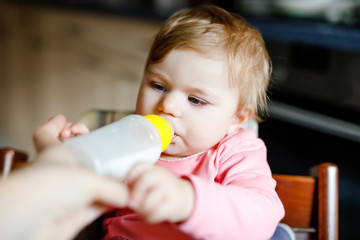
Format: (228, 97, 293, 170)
(235, 106, 255, 125)
(227, 107, 255, 134)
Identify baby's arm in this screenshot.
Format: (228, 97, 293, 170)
(178, 142, 284, 239)
(126, 162, 195, 224)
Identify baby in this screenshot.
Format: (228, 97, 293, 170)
(42, 4, 284, 240)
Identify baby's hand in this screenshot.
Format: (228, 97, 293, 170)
(126, 162, 195, 224)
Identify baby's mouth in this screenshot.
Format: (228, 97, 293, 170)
(171, 134, 178, 144)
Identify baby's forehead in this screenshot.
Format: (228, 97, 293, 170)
(150, 51, 236, 84)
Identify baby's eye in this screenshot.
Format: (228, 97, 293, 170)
(188, 96, 207, 106)
(150, 82, 167, 92)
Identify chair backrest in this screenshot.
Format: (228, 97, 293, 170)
(273, 162, 338, 240)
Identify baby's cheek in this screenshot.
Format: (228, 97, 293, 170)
(185, 132, 210, 151)
(193, 128, 225, 149)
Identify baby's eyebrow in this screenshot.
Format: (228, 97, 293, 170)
(187, 87, 208, 96)
(187, 87, 219, 99)
(146, 71, 168, 82)
(147, 70, 218, 98)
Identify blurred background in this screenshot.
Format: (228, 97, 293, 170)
(1, 0, 360, 238)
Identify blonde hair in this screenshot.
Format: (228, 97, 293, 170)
(145, 5, 271, 119)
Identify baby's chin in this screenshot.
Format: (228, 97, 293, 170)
(160, 147, 204, 160)
(159, 153, 183, 160)
(160, 149, 187, 160)
(160, 148, 189, 160)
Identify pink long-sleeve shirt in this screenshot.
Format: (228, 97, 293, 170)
(102, 129, 284, 240)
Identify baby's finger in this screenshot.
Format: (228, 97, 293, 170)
(126, 162, 153, 184)
(138, 187, 165, 220)
(127, 165, 157, 208)
(145, 203, 170, 224)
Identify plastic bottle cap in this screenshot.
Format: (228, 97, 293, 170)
(144, 115, 173, 152)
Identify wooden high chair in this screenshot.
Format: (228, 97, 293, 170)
(0, 147, 28, 179)
(273, 162, 338, 240)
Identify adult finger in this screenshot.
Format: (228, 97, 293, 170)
(33, 115, 68, 152)
(83, 172, 130, 208)
(70, 123, 90, 136)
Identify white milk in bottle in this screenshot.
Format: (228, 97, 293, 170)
(64, 114, 173, 179)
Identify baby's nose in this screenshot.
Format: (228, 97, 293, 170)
(158, 92, 182, 117)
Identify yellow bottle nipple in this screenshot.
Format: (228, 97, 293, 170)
(144, 115, 173, 152)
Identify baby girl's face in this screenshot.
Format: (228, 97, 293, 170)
(136, 49, 244, 159)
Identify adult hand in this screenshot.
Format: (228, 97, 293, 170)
(126, 162, 195, 224)
(0, 115, 129, 240)
(33, 114, 89, 155)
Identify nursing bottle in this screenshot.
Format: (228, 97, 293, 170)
(64, 114, 173, 179)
